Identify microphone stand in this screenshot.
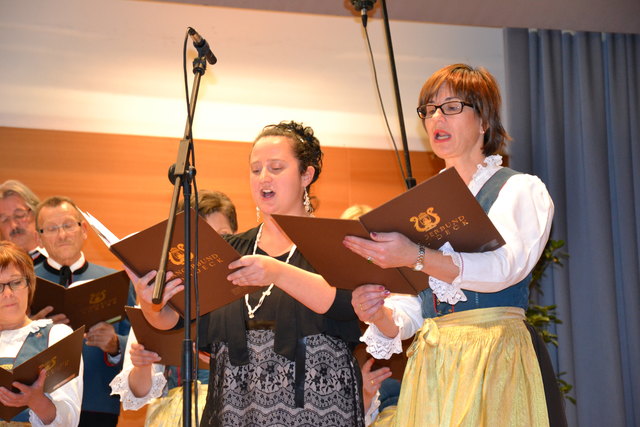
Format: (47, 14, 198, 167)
(380, 0, 415, 189)
(152, 54, 207, 427)
(360, 0, 416, 189)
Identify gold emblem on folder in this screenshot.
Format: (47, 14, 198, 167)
(410, 207, 441, 232)
(40, 356, 57, 373)
(168, 243, 194, 266)
(89, 290, 107, 304)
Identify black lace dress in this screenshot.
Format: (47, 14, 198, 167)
(198, 226, 365, 427)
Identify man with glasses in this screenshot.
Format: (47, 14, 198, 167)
(33, 195, 135, 427)
(0, 180, 47, 265)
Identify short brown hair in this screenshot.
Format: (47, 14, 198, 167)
(179, 190, 238, 233)
(418, 63, 511, 156)
(35, 196, 83, 230)
(0, 240, 36, 308)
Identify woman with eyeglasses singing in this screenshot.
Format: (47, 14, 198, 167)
(0, 241, 83, 426)
(343, 64, 563, 426)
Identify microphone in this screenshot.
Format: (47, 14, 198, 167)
(350, 0, 377, 27)
(188, 27, 217, 65)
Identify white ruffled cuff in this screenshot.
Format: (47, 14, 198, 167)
(361, 305, 405, 360)
(109, 368, 167, 411)
(428, 242, 467, 305)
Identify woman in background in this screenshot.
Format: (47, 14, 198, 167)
(0, 240, 83, 426)
(110, 190, 239, 426)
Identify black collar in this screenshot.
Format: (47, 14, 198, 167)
(42, 260, 89, 279)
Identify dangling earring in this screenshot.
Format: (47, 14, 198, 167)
(303, 188, 313, 215)
(256, 206, 261, 222)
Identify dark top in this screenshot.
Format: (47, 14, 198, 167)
(198, 226, 361, 365)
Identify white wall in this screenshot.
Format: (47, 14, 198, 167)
(0, 0, 505, 151)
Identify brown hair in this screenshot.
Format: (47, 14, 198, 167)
(0, 240, 36, 308)
(35, 196, 83, 230)
(418, 63, 511, 156)
(178, 190, 238, 233)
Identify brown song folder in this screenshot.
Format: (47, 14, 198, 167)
(273, 168, 504, 294)
(125, 307, 208, 370)
(82, 209, 260, 319)
(359, 168, 504, 253)
(0, 326, 84, 421)
(271, 215, 422, 294)
(31, 271, 130, 330)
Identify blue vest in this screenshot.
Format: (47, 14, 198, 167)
(420, 168, 531, 318)
(0, 323, 53, 422)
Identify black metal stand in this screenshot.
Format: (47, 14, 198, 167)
(152, 55, 206, 427)
(379, 0, 416, 189)
(354, 0, 416, 189)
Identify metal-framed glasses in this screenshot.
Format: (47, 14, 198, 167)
(0, 277, 28, 293)
(39, 221, 81, 236)
(417, 101, 474, 119)
(0, 208, 32, 225)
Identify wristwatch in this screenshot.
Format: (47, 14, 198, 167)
(413, 244, 426, 271)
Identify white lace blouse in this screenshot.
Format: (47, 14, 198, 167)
(0, 319, 83, 426)
(362, 155, 555, 359)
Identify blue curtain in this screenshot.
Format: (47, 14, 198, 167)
(504, 29, 640, 427)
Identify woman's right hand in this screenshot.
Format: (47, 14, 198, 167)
(124, 266, 184, 311)
(124, 265, 182, 330)
(352, 284, 390, 324)
(129, 343, 161, 368)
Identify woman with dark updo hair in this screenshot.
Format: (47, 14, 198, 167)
(129, 121, 364, 426)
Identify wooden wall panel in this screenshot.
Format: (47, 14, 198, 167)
(0, 126, 443, 270)
(1, 126, 444, 424)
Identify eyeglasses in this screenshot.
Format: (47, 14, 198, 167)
(0, 277, 28, 293)
(417, 101, 474, 119)
(0, 209, 32, 225)
(39, 221, 81, 236)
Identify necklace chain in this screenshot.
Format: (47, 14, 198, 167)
(244, 224, 296, 319)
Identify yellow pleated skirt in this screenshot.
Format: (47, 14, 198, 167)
(372, 306, 548, 427)
(144, 382, 208, 427)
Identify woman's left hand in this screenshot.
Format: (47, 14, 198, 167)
(361, 358, 392, 410)
(227, 255, 281, 287)
(0, 369, 47, 408)
(343, 232, 418, 269)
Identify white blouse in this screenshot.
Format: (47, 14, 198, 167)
(0, 319, 83, 426)
(362, 155, 555, 359)
(109, 328, 167, 410)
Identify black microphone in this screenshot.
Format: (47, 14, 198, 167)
(350, 0, 377, 27)
(188, 27, 217, 65)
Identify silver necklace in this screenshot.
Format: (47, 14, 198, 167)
(245, 223, 297, 319)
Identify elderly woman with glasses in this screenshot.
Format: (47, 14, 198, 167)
(344, 64, 559, 426)
(0, 241, 83, 426)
